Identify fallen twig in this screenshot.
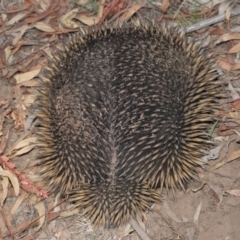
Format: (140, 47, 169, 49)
(130, 217, 152, 240)
(184, 7, 240, 33)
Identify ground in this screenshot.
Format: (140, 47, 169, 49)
(1, 0, 240, 239)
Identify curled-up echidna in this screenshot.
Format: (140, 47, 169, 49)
(36, 23, 219, 227)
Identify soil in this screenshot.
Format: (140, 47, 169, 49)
(1, 1, 240, 240)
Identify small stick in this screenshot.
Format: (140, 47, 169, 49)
(183, 7, 240, 33)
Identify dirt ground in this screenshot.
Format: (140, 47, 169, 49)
(1, 0, 240, 240)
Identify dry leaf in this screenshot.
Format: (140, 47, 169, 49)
(0, 177, 9, 205)
(98, 0, 104, 17)
(216, 33, 240, 44)
(161, 0, 170, 13)
(23, 95, 36, 108)
(0, 166, 20, 197)
(13, 137, 37, 150)
(136, 214, 145, 230)
(218, 1, 232, 15)
(119, 4, 145, 24)
(29, 195, 46, 231)
(18, 79, 39, 87)
(75, 15, 101, 26)
(187, 228, 195, 240)
(24, 114, 36, 133)
(1, 13, 7, 21)
(193, 202, 202, 223)
(39, 0, 51, 10)
(33, 22, 55, 32)
(163, 201, 182, 222)
(0, 155, 14, 169)
(12, 25, 29, 46)
(123, 223, 132, 238)
(201, 145, 223, 163)
(225, 189, 240, 197)
(214, 136, 229, 141)
(228, 111, 240, 118)
(15, 144, 35, 156)
(7, 12, 28, 25)
(42, 46, 53, 59)
(0, 130, 9, 153)
(218, 61, 240, 71)
(56, 223, 72, 239)
(208, 182, 223, 205)
(228, 81, 239, 100)
(209, 150, 240, 170)
(60, 208, 80, 217)
(34, 201, 46, 231)
(60, 8, 79, 29)
(11, 110, 26, 130)
(225, 7, 231, 22)
(11, 191, 28, 215)
(232, 99, 240, 111)
(4, 46, 12, 62)
(228, 42, 240, 54)
(233, 130, 240, 138)
(210, 28, 225, 35)
(14, 68, 42, 84)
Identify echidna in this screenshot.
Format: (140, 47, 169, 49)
(36, 22, 219, 227)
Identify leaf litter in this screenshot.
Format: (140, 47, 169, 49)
(1, 0, 240, 239)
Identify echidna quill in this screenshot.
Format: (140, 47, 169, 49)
(36, 23, 219, 227)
